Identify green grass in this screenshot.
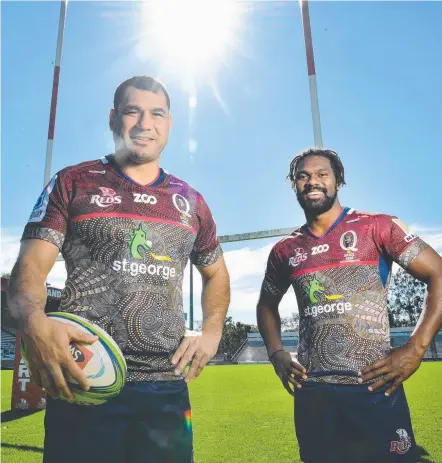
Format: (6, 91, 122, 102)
(1, 363, 442, 463)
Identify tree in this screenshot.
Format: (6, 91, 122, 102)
(217, 317, 254, 360)
(281, 312, 299, 332)
(191, 317, 258, 360)
(388, 268, 426, 327)
(193, 320, 203, 332)
(1, 273, 10, 279)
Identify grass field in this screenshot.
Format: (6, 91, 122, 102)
(1, 363, 442, 463)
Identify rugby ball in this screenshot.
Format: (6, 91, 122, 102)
(21, 312, 127, 406)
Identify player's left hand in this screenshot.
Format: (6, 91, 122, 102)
(359, 341, 424, 396)
(171, 330, 221, 383)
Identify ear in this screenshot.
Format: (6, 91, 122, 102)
(109, 109, 116, 131)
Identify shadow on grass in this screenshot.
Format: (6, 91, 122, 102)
(418, 445, 436, 463)
(1, 408, 43, 424)
(1, 443, 43, 453)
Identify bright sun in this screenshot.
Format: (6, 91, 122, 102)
(136, 0, 243, 84)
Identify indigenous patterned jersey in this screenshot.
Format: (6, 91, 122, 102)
(22, 155, 222, 382)
(263, 207, 429, 384)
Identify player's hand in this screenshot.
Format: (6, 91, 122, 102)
(171, 330, 221, 383)
(270, 350, 307, 396)
(358, 341, 424, 396)
(22, 312, 98, 400)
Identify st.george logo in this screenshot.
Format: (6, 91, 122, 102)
(112, 224, 175, 279)
(306, 276, 343, 304)
(90, 187, 122, 208)
(303, 275, 349, 318)
(129, 224, 171, 262)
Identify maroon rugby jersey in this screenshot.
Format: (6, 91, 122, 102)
(263, 207, 429, 384)
(22, 155, 222, 382)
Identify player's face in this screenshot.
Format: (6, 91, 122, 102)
(110, 87, 172, 164)
(295, 156, 338, 214)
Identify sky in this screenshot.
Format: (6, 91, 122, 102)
(1, 1, 442, 326)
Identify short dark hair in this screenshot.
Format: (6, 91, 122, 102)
(113, 75, 171, 111)
(287, 147, 346, 190)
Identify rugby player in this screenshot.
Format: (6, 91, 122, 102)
(257, 148, 442, 463)
(8, 75, 230, 463)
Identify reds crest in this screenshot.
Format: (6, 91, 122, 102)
(390, 428, 412, 455)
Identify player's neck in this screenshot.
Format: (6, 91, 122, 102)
(114, 156, 161, 186)
(305, 201, 343, 236)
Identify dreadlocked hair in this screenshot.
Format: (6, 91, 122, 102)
(287, 148, 346, 191)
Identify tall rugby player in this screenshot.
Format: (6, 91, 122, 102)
(8, 76, 230, 463)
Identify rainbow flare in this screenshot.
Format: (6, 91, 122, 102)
(185, 409, 192, 432)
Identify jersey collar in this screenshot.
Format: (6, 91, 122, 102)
(304, 207, 351, 239)
(104, 154, 166, 187)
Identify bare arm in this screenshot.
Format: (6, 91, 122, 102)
(199, 255, 230, 337)
(406, 247, 442, 353)
(257, 285, 307, 395)
(361, 247, 442, 395)
(7, 240, 59, 329)
(256, 287, 284, 357)
(172, 256, 230, 381)
(7, 239, 97, 399)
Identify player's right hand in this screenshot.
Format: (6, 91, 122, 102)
(270, 350, 307, 396)
(22, 312, 97, 400)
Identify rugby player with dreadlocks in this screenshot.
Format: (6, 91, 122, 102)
(257, 148, 442, 463)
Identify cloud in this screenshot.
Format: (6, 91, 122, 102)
(1, 229, 67, 288)
(421, 233, 442, 252)
(0, 233, 21, 274)
(182, 241, 298, 325)
(2, 223, 441, 325)
(410, 224, 442, 252)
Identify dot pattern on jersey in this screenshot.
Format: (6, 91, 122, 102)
(294, 265, 391, 384)
(59, 217, 209, 381)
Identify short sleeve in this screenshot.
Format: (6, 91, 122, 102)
(21, 173, 69, 250)
(377, 215, 430, 269)
(190, 195, 223, 267)
(262, 245, 291, 297)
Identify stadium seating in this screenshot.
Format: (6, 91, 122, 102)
(435, 335, 442, 356)
(1, 329, 17, 360)
(208, 351, 230, 365)
(236, 329, 442, 364)
(391, 328, 442, 360)
(1, 327, 440, 365)
(236, 333, 298, 363)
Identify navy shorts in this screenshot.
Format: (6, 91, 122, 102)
(294, 382, 419, 463)
(44, 380, 193, 463)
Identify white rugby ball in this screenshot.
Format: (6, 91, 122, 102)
(21, 312, 127, 406)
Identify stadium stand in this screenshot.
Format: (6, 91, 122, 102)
(1, 329, 17, 359)
(1, 328, 17, 369)
(208, 351, 231, 365)
(236, 332, 299, 364)
(390, 327, 442, 360)
(236, 328, 442, 364)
